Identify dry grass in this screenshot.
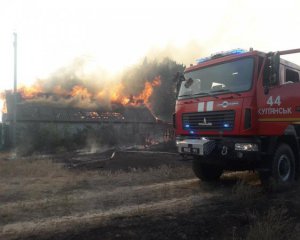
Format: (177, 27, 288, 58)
(0, 157, 196, 229)
(223, 171, 260, 184)
(0, 158, 67, 178)
(227, 176, 300, 240)
(246, 207, 296, 240)
(2, 156, 300, 240)
(231, 180, 261, 202)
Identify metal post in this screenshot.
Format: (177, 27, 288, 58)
(12, 32, 17, 150)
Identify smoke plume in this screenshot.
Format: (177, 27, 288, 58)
(2, 45, 196, 121)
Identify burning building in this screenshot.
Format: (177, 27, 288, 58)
(0, 77, 174, 154)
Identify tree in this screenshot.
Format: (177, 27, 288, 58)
(121, 57, 185, 121)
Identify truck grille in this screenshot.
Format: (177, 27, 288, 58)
(182, 110, 235, 131)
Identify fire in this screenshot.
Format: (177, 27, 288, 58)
(133, 76, 161, 108)
(2, 101, 7, 114)
(0, 99, 5, 115)
(10, 76, 161, 111)
(19, 84, 43, 99)
(110, 76, 161, 108)
(71, 85, 92, 99)
(0, 92, 6, 118)
(110, 82, 131, 105)
(53, 85, 69, 96)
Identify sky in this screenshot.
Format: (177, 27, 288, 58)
(0, 0, 300, 92)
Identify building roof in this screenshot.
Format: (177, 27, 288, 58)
(4, 102, 156, 123)
(2, 91, 157, 123)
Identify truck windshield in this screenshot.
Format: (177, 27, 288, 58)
(178, 57, 254, 98)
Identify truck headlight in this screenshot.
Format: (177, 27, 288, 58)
(235, 143, 258, 151)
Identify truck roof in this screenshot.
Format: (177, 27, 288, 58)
(185, 49, 300, 73)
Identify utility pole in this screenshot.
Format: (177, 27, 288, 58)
(12, 32, 17, 151)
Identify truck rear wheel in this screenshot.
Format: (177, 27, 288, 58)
(261, 143, 295, 187)
(192, 159, 223, 181)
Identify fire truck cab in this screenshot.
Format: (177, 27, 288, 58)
(175, 48, 300, 185)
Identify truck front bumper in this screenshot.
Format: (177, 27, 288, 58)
(176, 136, 261, 167)
(177, 138, 216, 156)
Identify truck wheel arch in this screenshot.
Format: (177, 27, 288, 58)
(264, 125, 300, 180)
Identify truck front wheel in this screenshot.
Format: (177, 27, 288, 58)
(192, 159, 223, 181)
(261, 143, 296, 187)
(273, 143, 295, 183)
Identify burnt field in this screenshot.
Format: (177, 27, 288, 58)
(1, 148, 300, 240)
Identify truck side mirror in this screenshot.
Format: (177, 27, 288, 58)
(174, 72, 185, 97)
(270, 52, 280, 85)
(271, 52, 280, 71)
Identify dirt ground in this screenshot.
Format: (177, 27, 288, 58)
(1, 147, 300, 240)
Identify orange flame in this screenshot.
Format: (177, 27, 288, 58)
(19, 85, 43, 99)
(133, 76, 161, 108)
(110, 82, 130, 105)
(14, 76, 161, 111)
(71, 85, 92, 99)
(0, 97, 6, 114)
(109, 76, 161, 108)
(0, 92, 6, 114)
(2, 101, 7, 114)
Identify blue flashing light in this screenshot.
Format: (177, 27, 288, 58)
(185, 124, 190, 128)
(190, 130, 195, 134)
(196, 48, 247, 64)
(196, 56, 211, 64)
(223, 123, 230, 128)
(229, 48, 247, 55)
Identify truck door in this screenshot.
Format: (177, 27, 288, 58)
(257, 58, 300, 135)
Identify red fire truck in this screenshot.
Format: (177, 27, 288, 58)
(174, 48, 300, 185)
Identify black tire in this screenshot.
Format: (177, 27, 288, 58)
(192, 159, 223, 181)
(260, 143, 295, 187)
